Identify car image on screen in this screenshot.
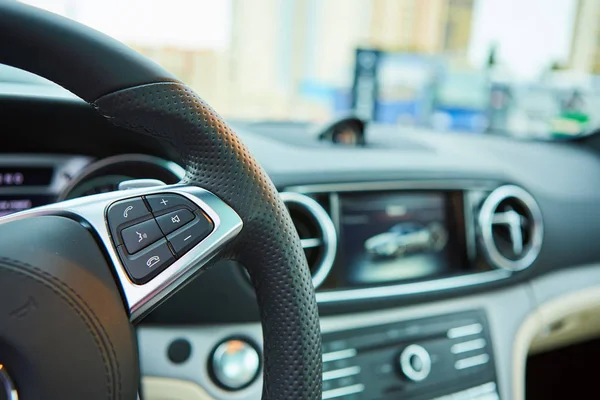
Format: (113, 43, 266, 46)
(364, 221, 448, 259)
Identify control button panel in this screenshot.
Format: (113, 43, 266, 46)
(320, 310, 496, 400)
(106, 193, 214, 284)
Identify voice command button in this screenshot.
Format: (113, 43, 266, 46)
(121, 218, 163, 254)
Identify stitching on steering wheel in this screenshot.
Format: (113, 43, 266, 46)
(0, 258, 121, 399)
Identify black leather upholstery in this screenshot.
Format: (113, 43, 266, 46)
(0, 216, 139, 400)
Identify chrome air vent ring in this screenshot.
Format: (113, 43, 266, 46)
(478, 185, 543, 271)
(280, 192, 337, 288)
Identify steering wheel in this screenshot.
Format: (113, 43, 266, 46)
(0, 3, 322, 400)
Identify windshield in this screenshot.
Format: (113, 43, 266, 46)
(17, 0, 600, 139)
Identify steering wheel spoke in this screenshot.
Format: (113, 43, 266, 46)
(0, 185, 243, 322)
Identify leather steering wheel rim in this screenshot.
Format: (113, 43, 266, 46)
(0, 2, 322, 400)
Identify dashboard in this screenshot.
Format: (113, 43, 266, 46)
(4, 91, 600, 400)
(0, 154, 543, 306)
(0, 154, 184, 210)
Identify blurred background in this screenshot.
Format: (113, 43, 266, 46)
(17, 0, 600, 139)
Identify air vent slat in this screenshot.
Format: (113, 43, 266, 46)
(301, 238, 323, 249)
(280, 192, 337, 288)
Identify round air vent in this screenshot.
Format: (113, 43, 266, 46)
(280, 192, 337, 288)
(478, 185, 543, 271)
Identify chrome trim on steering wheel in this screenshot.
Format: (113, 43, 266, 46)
(0, 185, 243, 322)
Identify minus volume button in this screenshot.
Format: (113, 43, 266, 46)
(168, 216, 214, 256)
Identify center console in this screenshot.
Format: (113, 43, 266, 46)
(321, 310, 498, 400)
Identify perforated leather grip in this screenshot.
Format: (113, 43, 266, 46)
(94, 83, 322, 400)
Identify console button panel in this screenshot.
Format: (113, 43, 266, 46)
(321, 310, 498, 399)
(107, 193, 214, 284)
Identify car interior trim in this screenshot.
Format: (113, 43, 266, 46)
(455, 353, 490, 370)
(447, 323, 484, 339)
(285, 179, 500, 194)
(512, 270, 600, 400)
(450, 338, 487, 354)
(322, 383, 365, 399)
(478, 185, 544, 271)
(139, 265, 600, 400)
(142, 376, 214, 400)
(139, 280, 534, 400)
(528, 304, 600, 355)
(322, 348, 358, 362)
(279, 192, 337, 288)
(315, 269, 512, 303)
(464, 190, 480, 262)
(322, 366, 361, 381)
(433, 382, 497, 400)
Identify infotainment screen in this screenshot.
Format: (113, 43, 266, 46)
(338, 191, 467, 286)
